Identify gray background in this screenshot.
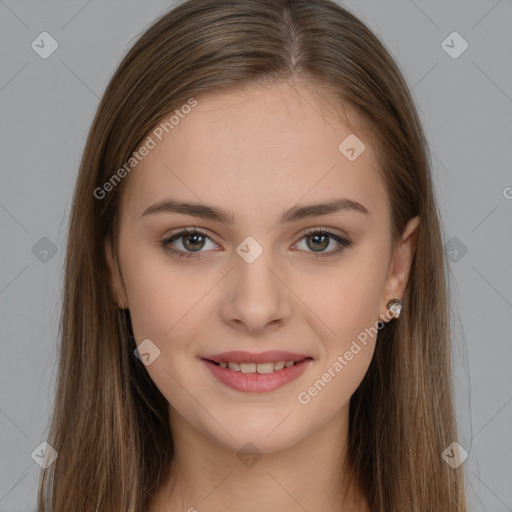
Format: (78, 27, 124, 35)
(1, 0, 511, 510)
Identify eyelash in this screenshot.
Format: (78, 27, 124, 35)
(160, 227, 353, 260)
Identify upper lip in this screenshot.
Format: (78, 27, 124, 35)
(202, 351, 312, 364)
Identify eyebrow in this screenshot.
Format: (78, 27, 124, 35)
(141, 197, 369, 224)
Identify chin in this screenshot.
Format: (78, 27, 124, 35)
(198, 410, 312, 454)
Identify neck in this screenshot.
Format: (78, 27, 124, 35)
(150, 404, 369, 512)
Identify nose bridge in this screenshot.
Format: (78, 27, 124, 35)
(221, 234, 291, 330)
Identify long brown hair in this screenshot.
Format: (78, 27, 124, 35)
(38, 0, 468, 510)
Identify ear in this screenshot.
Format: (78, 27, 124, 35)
(104, 237, 128, 309)
(379, 215, 420, 321)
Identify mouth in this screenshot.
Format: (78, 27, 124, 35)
(200, 351, 314, 393)
(204, 359, 311, 374)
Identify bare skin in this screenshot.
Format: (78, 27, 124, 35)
(106, 79, 419, 512)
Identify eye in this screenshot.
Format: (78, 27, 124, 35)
(293, 228, 353, 258)
(160, 228, 219, 259)
(160, 227, 352, 260)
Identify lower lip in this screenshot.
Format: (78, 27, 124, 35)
(202, 358, 313, 393)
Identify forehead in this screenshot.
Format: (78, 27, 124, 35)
(121, 80, 388, 222)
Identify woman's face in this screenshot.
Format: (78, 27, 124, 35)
(107, 80, 418, 453)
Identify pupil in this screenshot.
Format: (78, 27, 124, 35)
(309, 234, 328, 252)
(185, 234, 204, 251)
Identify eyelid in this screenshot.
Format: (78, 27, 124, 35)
(165, 226, 214, 238)
(300, 225, 350, 238)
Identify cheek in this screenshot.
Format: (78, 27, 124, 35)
(119, 240, 196, 343)
(295, 267, 385, 423)
(302, 255, 388, 345)
(121, 249, 210, 410)
(124, 266, 173, 341)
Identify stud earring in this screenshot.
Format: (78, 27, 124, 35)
(387, 298, 403, 319)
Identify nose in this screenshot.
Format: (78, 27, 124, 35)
(219, 245, 293, 335)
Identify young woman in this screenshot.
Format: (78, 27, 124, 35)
(38, 0, 468, 510)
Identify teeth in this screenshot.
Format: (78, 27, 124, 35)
(218, 360, 297, 373)
(240, 363, 256, 373)
(255, 362, 274, 374)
